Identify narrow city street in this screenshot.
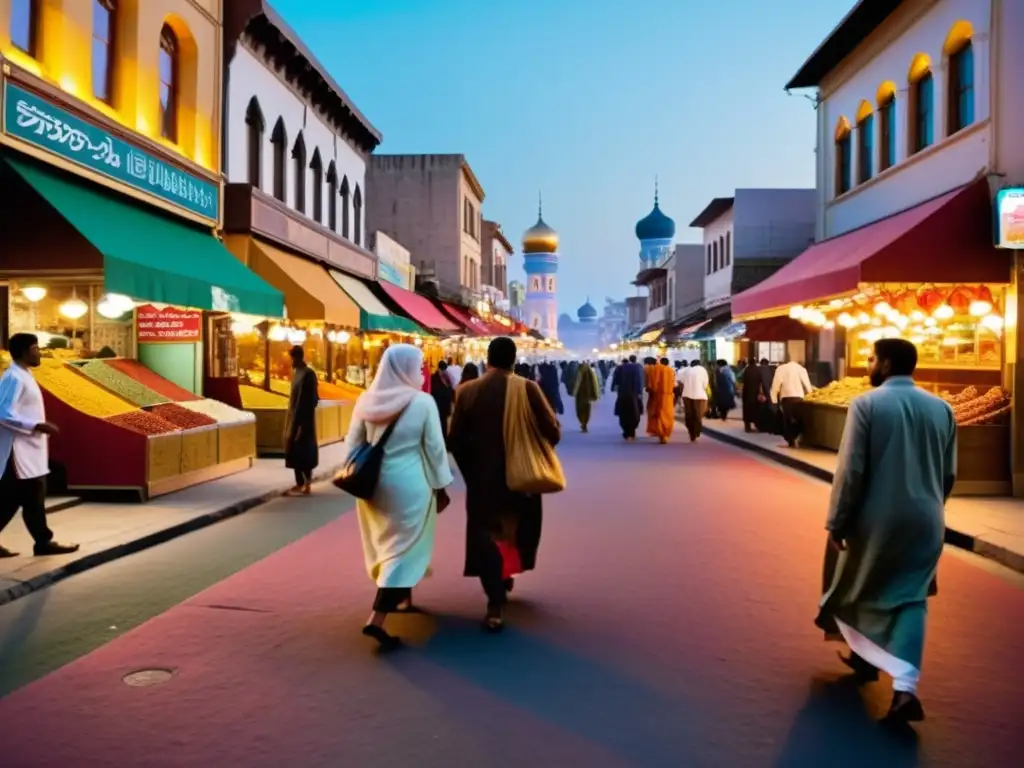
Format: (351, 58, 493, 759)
(1, 397, 1022, 768)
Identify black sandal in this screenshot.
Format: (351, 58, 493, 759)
(481, 605, 504, 633)
(0, 546, 20, 559)
(362, 624, 402, 650)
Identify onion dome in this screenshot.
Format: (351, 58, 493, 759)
(635, 179, 676, 242)
(577, 297, 597, 322)
(523, 193, 560, 254)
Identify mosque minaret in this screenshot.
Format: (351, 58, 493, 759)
(521, 194, 560, 340)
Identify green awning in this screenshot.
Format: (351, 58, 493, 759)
(6, 157, 284, 318)
(330, 271, 423, 334)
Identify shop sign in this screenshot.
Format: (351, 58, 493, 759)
(136, 304, 202, 343)
(995, 187, 1024, 249)
(2, 82, 218, 222)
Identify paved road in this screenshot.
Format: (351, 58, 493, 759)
(1, 396, 1021, 767)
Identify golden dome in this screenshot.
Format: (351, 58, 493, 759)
(522, 195, 559, 254)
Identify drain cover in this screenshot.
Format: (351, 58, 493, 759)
(122, 668, 174, 687)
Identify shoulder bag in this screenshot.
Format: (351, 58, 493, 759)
(503, 375, 566, 494)
(332, 405, 409, 500)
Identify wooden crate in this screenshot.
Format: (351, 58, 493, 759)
(146, 432, 183, 484)
(338, 400, 354, 438)
(253, 408, 289, 456)
(800, 402, 848, 452)
(181, 426, 219, 474)
(953, 424, 1011, 496)
(218, 421, 257, 463)
(317, 402, 343, 445)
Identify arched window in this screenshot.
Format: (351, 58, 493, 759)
(245, 97, 264, 189)
(712, 240, 719, 271)
(948, 41, 974, 134)
(310, 149, 323, 223)
(11, 0, 39, 57)
(877, 83, 897, 171)
(270, 118, 287, 202)
(353, 184, 363, 246)
(724, 231, 731, 267)
(291, 133, 306, 213)
(834, 117, 852, 195)
(908, 55, 934, 154)
(340, 176, 351, 239)
(326, 162, 338, 230)
(158, 24, 179, 141)
(92, 1, 116, 103)
(855, 101, 873, 184)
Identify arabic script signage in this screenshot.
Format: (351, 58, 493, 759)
(2, 82, 218, 221)
(995, 187, 1024, 250)
(136, 304, 202, 343)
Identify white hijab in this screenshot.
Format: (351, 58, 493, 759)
(353, 343, 424, 424)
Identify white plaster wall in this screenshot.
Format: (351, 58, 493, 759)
(701, 209, 734, 309)
(817, 0, 993, 238)
(733, 189, 816, 258)
(226, 45, 367, 243)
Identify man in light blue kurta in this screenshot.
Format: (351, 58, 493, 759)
(816, 338, 956, 725)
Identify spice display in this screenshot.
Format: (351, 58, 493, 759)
(950, 387, 1011, 426)
(33, 360, 138, 418)
(940, 386, 977, 405)
(804, 377, 871, 406)
(105, 359, 200, 402)
(240, 385, 289, 409)
(180, 399, 256, 425)
(150, 403, 218, 429)
(318, 381, 359, 401)
(78, 360, 170, 407)
(106, 410, 181, 435)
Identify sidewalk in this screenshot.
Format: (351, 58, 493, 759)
(0, 442, 351, 606)
(694, 415, 1024, 575)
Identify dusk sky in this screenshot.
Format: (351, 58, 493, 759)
(272, 0, 855, 315)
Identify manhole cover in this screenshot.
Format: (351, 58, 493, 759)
(122, 668, 174, 687)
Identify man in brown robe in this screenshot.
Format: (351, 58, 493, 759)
(448, 336, 561, 631)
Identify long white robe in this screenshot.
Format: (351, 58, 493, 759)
(346, 392, 453, 588)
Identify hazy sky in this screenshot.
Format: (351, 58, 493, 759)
(271, 0, 854, 315)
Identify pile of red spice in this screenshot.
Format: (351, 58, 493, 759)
(150, 403, 217, 429)
(104, 360, 200, 402)
(106, 411, 180, 436)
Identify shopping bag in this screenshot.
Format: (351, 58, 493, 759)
(496, 540, 522, 579)
(503, 375, 566, 494)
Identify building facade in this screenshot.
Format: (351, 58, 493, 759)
(671, 243, 706, 323)
(521, 200, 560, 340)
(364, 153, 486, 300)
(633, 185, 677, 330)
(598, 298, 628, 348)
(507, 279, 525, 319)
(481, 219, 512, 298)
(372, 231, 414, 290)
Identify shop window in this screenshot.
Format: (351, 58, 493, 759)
(92, 0, 116, 104)
(879, 96, 896, 171)
(718, 235, 726, 269)
(910, 72, 934, 154)
(158, 24, 179, 142)
(340, 176, 350, 239)
(310, 149, 323, 224)
(857, 113, 873, 183)
(835, 130, 852, 195)
(245, 96, 264, 189)
(706, 244, 712, 275)
(292, 132, 306, 213)
(353, 184, 362, 246)
(712, 241, 718, 272)
(948, 42, 974, 134)
(326, 162, 338, 230)
(270, 117, 287, 202)
(11, 0, 39, 57)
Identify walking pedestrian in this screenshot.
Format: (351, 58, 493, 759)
(741, 358, 768, 432)
(816, 338, 955, 724)
(429, 361, 454, 441)
(0, 333, 79, 558)
(284, 345, 319, 496)
(460, 362, 480, 385)
(347, 344, 453, 649)
(645, 357, 675, 444)
(572, 360, 600, 432)
(770, 356, 814, 447)
(679, 359, 709, 442)
(538, 361, 564, 415)
(448, 337, 561, 631)
(612, 355, 643, 441)
(713, 360, 736, 422)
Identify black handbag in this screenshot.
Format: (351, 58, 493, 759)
(332, 408, 407, 500)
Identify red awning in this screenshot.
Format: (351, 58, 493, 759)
(377, 282, 459, 332)
(732, 179, 1010, 319)
(740, 317, 810, 342)
(438, 302, 507, 336)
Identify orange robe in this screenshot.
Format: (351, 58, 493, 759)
(646, 364, 676, 439)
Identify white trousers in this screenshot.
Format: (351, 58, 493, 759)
(835, 617, 920, 694)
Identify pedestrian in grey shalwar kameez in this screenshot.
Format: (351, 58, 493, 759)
(815, 338, 956, 724)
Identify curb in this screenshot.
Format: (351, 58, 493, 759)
(0, 463, 344, 608)
(692, 419, 1024, 576)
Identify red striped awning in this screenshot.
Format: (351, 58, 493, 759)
(376, 282, 459, 332)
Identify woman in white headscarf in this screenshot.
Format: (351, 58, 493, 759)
(344, 343, 453, 649)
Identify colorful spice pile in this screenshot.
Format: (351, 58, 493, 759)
(240, 385, 289, 409)
(78, 360, 170, 407)
(34, 361, 137, 418)
(180, 399, 255, 425)
(951, 386, 1012, 426)
(104, 359, 200, 402)
(106, 410, 180, 436)
(150, 403, 218, 429)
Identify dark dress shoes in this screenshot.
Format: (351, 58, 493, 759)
(884, 691, 925, 724)
(33, 542, 80, 556)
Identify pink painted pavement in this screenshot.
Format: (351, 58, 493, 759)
(1, 401, 1022, 767)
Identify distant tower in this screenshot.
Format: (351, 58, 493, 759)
(635, 178, 676, 268)
(577, 297, 597, 324)
(522, 194, 560, 340)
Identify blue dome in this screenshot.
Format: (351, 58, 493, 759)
(577, 298, 597, 321)
(635, 201, 676, 242)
